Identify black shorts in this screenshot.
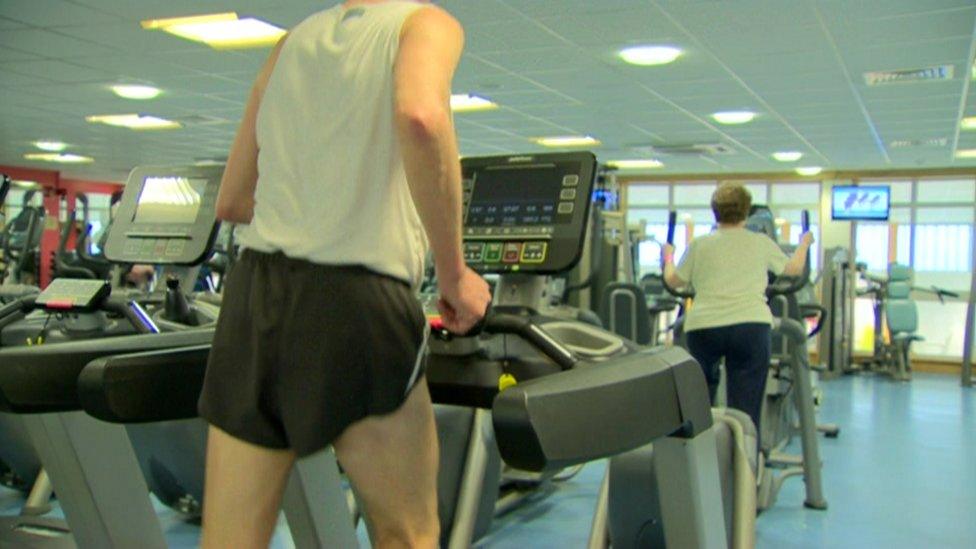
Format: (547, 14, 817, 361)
(198, 250, 428, 457)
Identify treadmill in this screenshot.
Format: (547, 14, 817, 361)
(0, 165, 351, 548)
(75, 152, 730, 548)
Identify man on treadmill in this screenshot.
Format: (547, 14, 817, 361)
(197, 1, 490, 547)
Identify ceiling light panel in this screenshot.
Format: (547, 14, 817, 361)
(711, 110, 756, 125)
(533, 136, 601, 148)
(33, 140, 67, 152)
(111, 84, 162, 100)
(618, 45, 683, 66)
(87, 114, 182, 130)
(607, 159, 664, 169)
(450, 94, 499, 113)
(795, 166, 823, 176)
(772, 151, 803, 162)
(24, 153, 94, 164)
(141, 13, 285, 50)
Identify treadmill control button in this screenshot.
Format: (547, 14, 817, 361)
(484, 243, 504, 263)
(521, 242, 547, 263)
(463, 242, 485, 262)
(560, 188, 577, 200)
(558, 202, 575, 214)
(502, 243, 522, 264)
(562, 175, 579, 187)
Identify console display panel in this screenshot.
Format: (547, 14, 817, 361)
(105, 164, 223, 266)
(460, 152, 596, 274)
(132, 176, 207, 225)
(466, 165, 570, 227)
(831, 185, 890, 221)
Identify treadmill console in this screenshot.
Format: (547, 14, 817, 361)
(104, 165, 223, 265)
(461, 152, 596, 274)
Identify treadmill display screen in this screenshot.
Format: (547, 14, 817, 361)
(133, 176, 207, 224)
(466, 164, 576, 226)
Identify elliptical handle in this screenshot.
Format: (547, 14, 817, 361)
(801, 210, 811, 234)
(666, 210, 677, 245)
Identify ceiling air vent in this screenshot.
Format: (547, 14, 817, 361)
(864, 65, 954, 86)
(633, 143, 736, 156)
(890, 137, 948, 148)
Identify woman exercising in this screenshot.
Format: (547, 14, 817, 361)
(662, 182, 812, 435)
(197, 1, 490, 547)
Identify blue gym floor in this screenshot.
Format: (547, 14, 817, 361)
(2, 373, 973, 548)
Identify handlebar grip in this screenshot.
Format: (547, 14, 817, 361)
(801, 210, 810, 233)
(666, 211, 677, 245)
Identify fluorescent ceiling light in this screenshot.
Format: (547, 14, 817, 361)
(962, 117, 976, 130)
(111, 84, 162, 100)
(24, 153, 93, 164)
(33, 140, 67, 152)
(956, 149, 976, 159)
(11, 180, 42, 190)
(606, 159, 664, 169)
(711, 111, 757, 125)
(87, 114, 182, 130)
(142, 12, 285, 49)
(772, 151, 803, 162)
(533, 136, 601, 148)
(450, 94, 498, 113)
(618, 45, 683, 66)
(795, 166, 823, 176)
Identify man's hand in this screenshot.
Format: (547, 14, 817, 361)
(437, 266, 491, 334)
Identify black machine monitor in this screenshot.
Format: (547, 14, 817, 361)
(831, 185, 890, 221)
(104, 165, 223, 265)
(461, 152, 596, 274)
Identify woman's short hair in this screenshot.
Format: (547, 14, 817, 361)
(711, 182, 752, 224)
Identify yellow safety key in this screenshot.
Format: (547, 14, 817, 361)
(498, 374, 517, 392)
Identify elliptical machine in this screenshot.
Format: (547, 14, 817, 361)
(659, 208, 831, 512)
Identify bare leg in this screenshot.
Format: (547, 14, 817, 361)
(200, 426, 296, 549)
(334, 378, 440, 549)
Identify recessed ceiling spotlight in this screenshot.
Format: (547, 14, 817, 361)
(606, 159, 664, 169)
(110, 84, 162, 100)
(141, 12, 285, 50)
(772, 151, 803, 162)
(24, 153, 94, 164)
(795, 166, 823, 176)
(955, 149, 976, 159)
(33, 140, 67, 152)
(533, 136, 601, 148)
(86, 114, 182, 130)
(450, 94, 499, 113)
(618, 45, 683, 66)
(712, 111, 757, 125)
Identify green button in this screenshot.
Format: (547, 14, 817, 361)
(484, 242, 503, 263)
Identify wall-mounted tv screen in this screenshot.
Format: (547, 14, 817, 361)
(831, 185, 890, 221)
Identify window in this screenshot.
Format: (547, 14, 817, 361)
(913, 207, 973, 272)
(916, 179, 975, 203)
(626, 185, 668, 205)
(673, 183, 715, 206)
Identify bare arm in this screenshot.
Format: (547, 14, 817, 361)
(394, 7, 465, 281)
(395, 7, 489, 332)
(782, 232, 814, 276)
(215, 35, 287, 223)
(661, 243, 687, 288)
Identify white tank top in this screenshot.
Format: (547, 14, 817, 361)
(240, 1, 428, 287)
